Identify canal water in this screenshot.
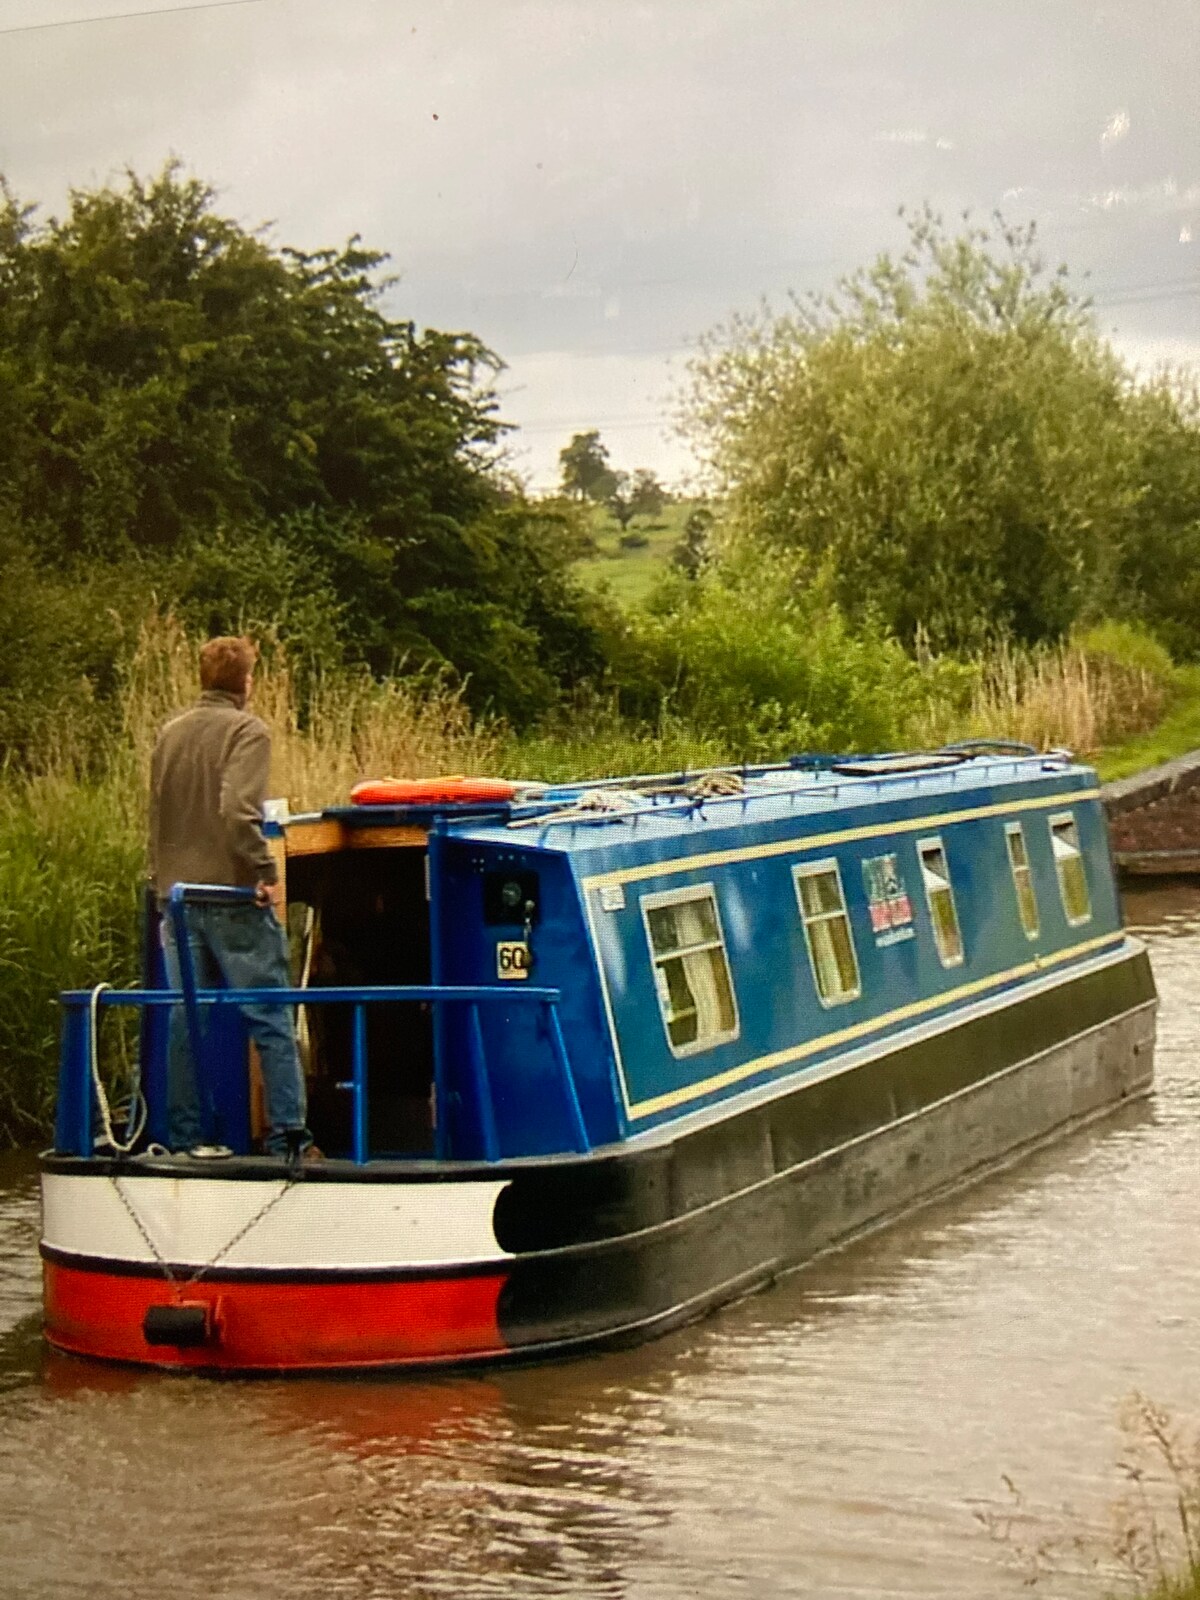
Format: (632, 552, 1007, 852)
(0, 885, 1197, 1600)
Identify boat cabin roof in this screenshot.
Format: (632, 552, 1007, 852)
(279, 747, 1096, 863)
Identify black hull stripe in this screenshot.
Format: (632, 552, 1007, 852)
(38, 1244, 508, 1286)
(495, 1028, 1155, 1351)
(494, 1083, 1157, 1368)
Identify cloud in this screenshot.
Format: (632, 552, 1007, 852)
(2, 0, 1196, 482)
(1085, 176, 1200, 213)
(874, 128, 953, 151)
(876, 129, 929, 145)
(1110, 331, 1200, 374)
(1101, 109, 1131, 148)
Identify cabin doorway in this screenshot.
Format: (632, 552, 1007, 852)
(284, 846, 433, 1156)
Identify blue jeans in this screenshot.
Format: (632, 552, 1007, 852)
(162, 901, 308, 1155)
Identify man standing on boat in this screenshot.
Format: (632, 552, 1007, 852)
(148, 635, 313, 1162)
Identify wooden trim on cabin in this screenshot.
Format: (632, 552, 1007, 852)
(347, 826, 428, 850)
(285, 820, 346, 857)
(284, 821, 428, 858)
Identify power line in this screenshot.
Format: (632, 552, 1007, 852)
(0, 0, 271, 37)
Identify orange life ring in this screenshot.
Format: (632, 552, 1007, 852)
(350, 776, 519, 806)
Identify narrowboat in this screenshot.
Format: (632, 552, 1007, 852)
(40, 745, 1157, 1372)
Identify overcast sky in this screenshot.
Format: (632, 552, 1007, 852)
(1, 0, 1197, 488)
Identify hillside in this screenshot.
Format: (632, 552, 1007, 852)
(572, 502, 700, 607)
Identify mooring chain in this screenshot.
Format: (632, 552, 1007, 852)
(187, 1177, 294, 1285)
(110, 1171, 296, 1295)
(109, 1174, 179, 1286)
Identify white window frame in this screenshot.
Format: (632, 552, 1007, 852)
(792, 857, 862, 1007)
(640, 882, 741, 1059)
(1048, 811, 1092, 927)
(1004, 821, 1040, 941)
(917, 834, 965, 969)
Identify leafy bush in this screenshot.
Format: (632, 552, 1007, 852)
(623, 549, 969, 760)
(505, 690, 727, 783)
(1076, 620, 1174, 683)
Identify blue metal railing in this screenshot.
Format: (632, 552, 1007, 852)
(58, 980, 583, 1163)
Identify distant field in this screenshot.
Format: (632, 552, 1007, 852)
(573, 501, 696, 607)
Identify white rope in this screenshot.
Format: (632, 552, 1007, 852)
(88, 983, 147, 1155)
(688, 770, 745, 798)
(508, 789, 642, 829)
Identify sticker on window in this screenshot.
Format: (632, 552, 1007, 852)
(862, 852, 915, 946)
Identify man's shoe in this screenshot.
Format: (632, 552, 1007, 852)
(185, 1143, 233, 1160)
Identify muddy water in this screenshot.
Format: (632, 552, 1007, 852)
(0, 885, 1198, 1600)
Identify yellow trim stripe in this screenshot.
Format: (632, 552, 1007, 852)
(625, 928, 1123, 1118)
(581, 787, 1101, 893)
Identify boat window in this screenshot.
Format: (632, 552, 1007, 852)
(917, 838, 964, 967)
(1004, 822, 1040, 939)
(793, 860, 861, 1005)
(641, 885, 739, 1056)
(1049, 813, 1091, 925)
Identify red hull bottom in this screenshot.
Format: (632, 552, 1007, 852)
(43, 1260, 509, 1371)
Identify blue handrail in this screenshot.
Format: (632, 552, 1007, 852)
(60, 985, 564, 1006)
(59, 980, 575, 1165)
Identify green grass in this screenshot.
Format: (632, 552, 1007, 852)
(506, 714, 728, 784)
(0, 772, 145, 1143)
(573, 501, 696, 607)
(1094, 666, 1200, 782)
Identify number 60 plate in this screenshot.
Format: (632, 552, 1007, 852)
(496, 940, 531, 979)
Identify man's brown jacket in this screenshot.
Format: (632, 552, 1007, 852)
(148, 690, 278, 899)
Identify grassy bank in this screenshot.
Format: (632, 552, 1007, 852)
(1093, 666, 1200, 783)
(0, 612, 1190, 1143)
(573, 502, 694, 606)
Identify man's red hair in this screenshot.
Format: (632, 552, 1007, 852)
(199, 636, 257, 695)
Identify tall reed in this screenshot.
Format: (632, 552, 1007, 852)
(0, 614, 506, 1141)
(119, 614, 505, 811)
(0, 776, 145, 1142)
(915, 627, 1174, 756)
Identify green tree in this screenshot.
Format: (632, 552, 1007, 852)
(682, 209, 1185, 651)
(672, 505, 714, 576)
(606, 470, 637, 534)
(604, 466, 667, 536)
(1116, 375, 1200, 659)
(628, 468, 668, 520)
(558, 429, 618, 503)
(0, 165, 610, 724)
